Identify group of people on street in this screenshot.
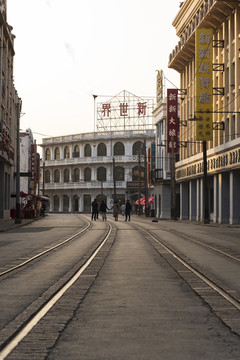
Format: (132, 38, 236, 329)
(91, 199, 132, 222)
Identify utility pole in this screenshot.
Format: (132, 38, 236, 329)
(138, 149, 141, 215)
(203, 140, 209, 223)
(144, 139, 149, 216)
(15, 101, 21, 224)
(170, 136, 177, 220)
(42, 161, 45, 197)
(113, 157, 116, 202)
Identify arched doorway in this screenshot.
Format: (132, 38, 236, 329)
(73, 195, 79, 212)
(53, 195, 59, 212)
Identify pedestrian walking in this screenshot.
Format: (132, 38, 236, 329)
(111, 201, 119, 221)
(91, 199, 99, 221)
(125, 199, 132, 221)
(99, 200, 109, 221)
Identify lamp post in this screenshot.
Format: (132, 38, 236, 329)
(93, 95, 98, 132)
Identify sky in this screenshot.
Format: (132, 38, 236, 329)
(7, 0, 181, 147)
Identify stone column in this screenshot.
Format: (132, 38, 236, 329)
(218, 172, 230, 224)
(180, 182, 189, 220)
(229, 170, 240, 224)
(213, 174, 219, 223)
(189, 180, 196, 221)
(196, 179, 200, 221)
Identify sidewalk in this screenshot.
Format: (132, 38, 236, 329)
(0, 218, 36, 232)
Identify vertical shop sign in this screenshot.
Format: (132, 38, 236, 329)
(195, 28, 213, 141)
(167, 89, 178, 153)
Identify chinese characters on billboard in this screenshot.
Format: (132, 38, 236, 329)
(167, 89, 178, 153)
(195, 29, 213, 141)
(96, 91, 154, 131)
(101, 101, 147, 117)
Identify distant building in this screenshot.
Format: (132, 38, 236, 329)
(40, 130, 155, 213)
(20, 129, 34, 194)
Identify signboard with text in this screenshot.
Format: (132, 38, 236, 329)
(167, 89, 178, 153)
(195, 28, 213, 141)
(97, 90, 154, 131)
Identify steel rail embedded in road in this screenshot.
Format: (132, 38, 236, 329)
(169, 228, 240, 263)
(135, 224, 240, 311)
(0, 222, 113, 360)
(0, 219, 91, 277)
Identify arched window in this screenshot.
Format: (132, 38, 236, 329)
(45, 148, 51, 160)
(64, 169, 70, 183)
(97, 143, 107, 156)
(115, 166, 124, 181)
(84, 167, 91, 181)
(54, 147, 60, 160)
(45, 170, 50, 183)
(73, 168, 79, 182)
(132, 141, 144, 156)
(132, 166, 145, 181)
(84, 144, 91, 157)
(73, 145, 80, 158)
(114, 142, 125, 156)
(54, 169, 60, 183)
(64, 146, 70, 159)
(97, 167, 106, 181)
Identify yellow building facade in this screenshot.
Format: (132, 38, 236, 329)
(169, 0, 240, 223)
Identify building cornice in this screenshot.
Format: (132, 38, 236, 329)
(169, 0, 238, 72)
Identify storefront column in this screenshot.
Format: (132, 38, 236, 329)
(180, 182, 189, 220)
(49, 197, 54, 212)
(213, 174, 218, 223)
(196, 179, 201, 221)
(79, 195, 82, 212)
(189, 180, 196, 221)
(59, 195, 63, 212)
(229, 171, 240, 224)
(69, 196, 72, 213)
(218, 173, 229, 224)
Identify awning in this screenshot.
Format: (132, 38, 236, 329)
(20, 192, 51, 202)
(20, 191, 36, 198)
(134, 197, 154, 205)
(37, 195, 51, 202)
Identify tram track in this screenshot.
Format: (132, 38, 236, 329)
(0, 221, 115, 360)
(0, 219, 91, 278)
(133, 222, 240, 336)
(168, 228, 240, 262)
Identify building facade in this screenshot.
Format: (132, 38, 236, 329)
(20, 129, 34, 194)
(40, 130, 155, 213)
(169, 0, 240, 224)
(0, 1, 21, 219)
(152, 100, 172, 219)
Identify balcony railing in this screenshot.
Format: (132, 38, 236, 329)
(44, 180, 125, 190)
(43, 155, 144, 167)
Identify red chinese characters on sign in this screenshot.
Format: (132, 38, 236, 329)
(167, 89, 178, 153)
(120, 103, 128, 116)
(137, 102, 147, 116)
(102, 103, 111, 117)
(30, 144, 36, 181)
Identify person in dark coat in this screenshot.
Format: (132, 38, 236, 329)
(125, 199, 132, 221)
(91, 199, 99, 221)
(99, 200, 109, 221)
